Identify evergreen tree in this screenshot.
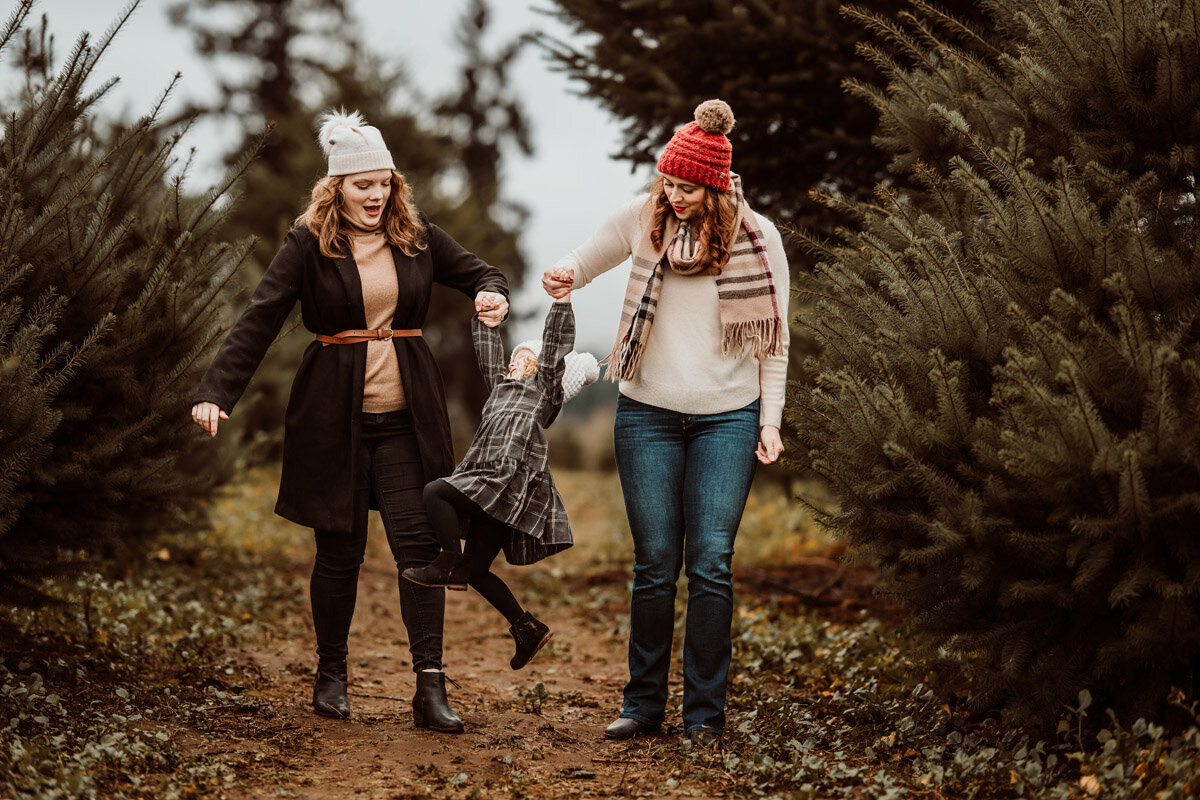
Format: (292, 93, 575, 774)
(426, 0, 533, 429)
(0, 0, 256, 605)
(540, 0, 985, 240)
(170, 0, 531, 450)
(540, 0, 989, 387)
(794, 0, 1200, 723)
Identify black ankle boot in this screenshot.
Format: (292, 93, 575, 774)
(411, 670, 464, 733)
(403, 551, 469, 590)
(509, 611, 552, 670)
(312, 661, 350, 719)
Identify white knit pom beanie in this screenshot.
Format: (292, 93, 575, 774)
(318, 109, 396, 176)
(509, 341, 600, 402)
(511, 339, 542, 363)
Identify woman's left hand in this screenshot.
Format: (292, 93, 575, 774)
(756, 425, 784, 465)
(475, 291, 508, 327)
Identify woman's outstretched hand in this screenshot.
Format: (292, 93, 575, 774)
(475, 291, 509, 327)
(192, 402, 228, 437)
(542, 265, 574, 299)
(756, 425, 784, 465)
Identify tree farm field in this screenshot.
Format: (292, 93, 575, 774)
(5, 467, 1200, 799)
(1, 466, 861, 799)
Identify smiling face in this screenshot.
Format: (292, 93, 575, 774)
(339, 169, 393, 230)
(660, 173, 707, 221)
(507, 349, 539, 380)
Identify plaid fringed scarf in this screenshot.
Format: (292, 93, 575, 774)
(606, 176, 784, 381)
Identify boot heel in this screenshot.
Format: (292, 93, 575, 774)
(411, 671, 463, 733)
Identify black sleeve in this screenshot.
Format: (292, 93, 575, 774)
(192, 230, 304, 413)
(426, 221, 510, 300)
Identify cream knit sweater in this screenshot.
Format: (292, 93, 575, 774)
(555, 194, 790, 429)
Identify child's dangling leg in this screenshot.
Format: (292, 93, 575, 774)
(465, 519, 553, 670)
(401, 479, 471, 590)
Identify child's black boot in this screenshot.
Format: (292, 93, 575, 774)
(403, 551, 469, 590)
(509, 611, 553, 670)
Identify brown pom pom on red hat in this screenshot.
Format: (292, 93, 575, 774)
(656, 99, 735, 192)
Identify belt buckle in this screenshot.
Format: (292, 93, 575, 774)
(382, 329, 394, 340)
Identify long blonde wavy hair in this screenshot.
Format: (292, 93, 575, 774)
(648, 175, 740, 269)
(296, 170, 427, 259)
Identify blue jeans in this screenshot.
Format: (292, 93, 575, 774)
(613, 394, 759, 734)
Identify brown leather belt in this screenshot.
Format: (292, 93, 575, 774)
(316, 328, 422, 346)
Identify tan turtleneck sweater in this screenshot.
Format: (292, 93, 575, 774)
(350, 231, 406, 412)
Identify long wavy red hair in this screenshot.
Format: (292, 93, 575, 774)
(296, 170, 426, 259)
(648, 175, 740, 269)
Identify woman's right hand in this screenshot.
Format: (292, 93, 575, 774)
(192, 402, 228, 438)
(542, 265, 574, 299)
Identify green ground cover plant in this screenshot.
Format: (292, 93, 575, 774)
(0, 472, 308, 799)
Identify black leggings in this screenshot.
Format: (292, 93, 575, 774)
(423, 478, 525, 625)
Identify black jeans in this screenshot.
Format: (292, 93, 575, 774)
(310, 410, 444, 672)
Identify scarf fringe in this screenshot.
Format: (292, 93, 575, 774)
(722, 318, 785, 360)
(604, 335, 647, 382)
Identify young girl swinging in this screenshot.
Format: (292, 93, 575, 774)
(403, 273, 597, 671)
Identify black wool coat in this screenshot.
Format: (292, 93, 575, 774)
(194, 220, 509, 533)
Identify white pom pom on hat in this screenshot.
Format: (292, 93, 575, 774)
(317, 109, 396, 176)
(561, 351, 600, 402)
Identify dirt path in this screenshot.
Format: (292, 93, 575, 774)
(223, 544, 711, 799)
(187, 472, 868, 799)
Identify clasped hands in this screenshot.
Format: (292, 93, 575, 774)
(474, 291, 508, 327)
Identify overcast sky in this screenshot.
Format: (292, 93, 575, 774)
(22, 0, 650, 352)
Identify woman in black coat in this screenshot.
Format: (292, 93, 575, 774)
(191, 110, 509, 733)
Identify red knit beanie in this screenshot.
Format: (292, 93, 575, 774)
(656, 99, 735, 192)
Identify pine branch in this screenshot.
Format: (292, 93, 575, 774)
(910, 0, 1003, 57)
(0, 0, 32, 57)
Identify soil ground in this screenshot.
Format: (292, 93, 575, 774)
(199, 528, 889, 799)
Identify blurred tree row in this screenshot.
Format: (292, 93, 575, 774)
(0, 0, 533, 607)
(540, 0, 986, 245)
(169, 0, 532, 457)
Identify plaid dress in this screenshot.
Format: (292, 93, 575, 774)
(444, 301, 575, 565)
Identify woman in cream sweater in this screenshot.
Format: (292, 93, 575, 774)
(542, 100, 789, 749)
